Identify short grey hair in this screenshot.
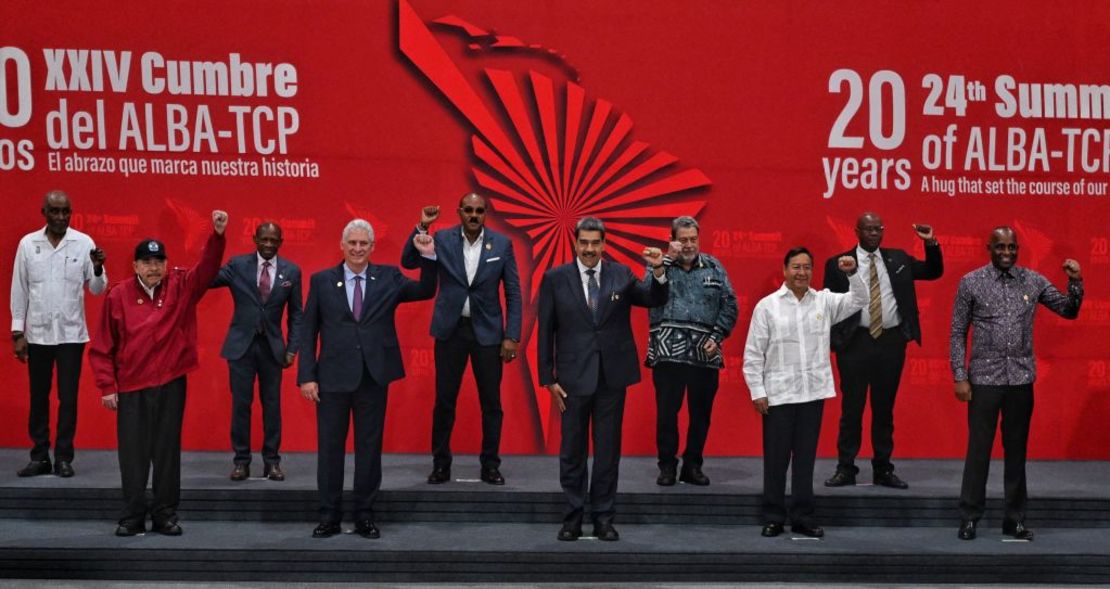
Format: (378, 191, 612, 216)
(341, 218, 374, 243)
(671, 216, 699, 239)
(574, 216, 605, 239)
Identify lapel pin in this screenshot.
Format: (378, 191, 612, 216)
(611, 293, 620, 301)
(336, 281, 343, 288)
(278, 274, 284, 280)
(137, 298, 144, 305)
(1023, 294, 1030, 302)
(485, 243, 492, 251)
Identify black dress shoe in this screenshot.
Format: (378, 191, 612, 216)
(824, 470, 856, 487)
(355, 519, 380, 539)
(427, 466, 451, 484)
(480, 467, 505, 485)
(229, 464, 250, 481)
(53, 460, 75, 478)
(958, 520, 977, 540)
(312, 522, 342, 538)
(679, 466, 710, 486)
(790, 523, 825, 538)
(1003, 521, 1034, 541)
(557, 524, 582, 541)
(593, 523, 620, 541)
(263, 463, 285, 481)
(656, 466, 677, 486)
(153, 520, 182, 536)
(17, 460, 51, 477)
(115, 521, 146, 537)
(874, 471, 909, 489)
(761, 523, 784, 537)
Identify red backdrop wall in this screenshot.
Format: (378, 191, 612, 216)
(2, 1, 1108, 459)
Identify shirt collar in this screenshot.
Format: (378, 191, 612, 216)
(344, 264, 367, 281)
(576, 258, 601, 276)
(989, 264, 1019, 280)
(856, 244, 880, 260)
(776, 282, 814, 301)
(33, 226, 73, 243)
(257, 252, 277, 268)
(460, 227, 485, 245)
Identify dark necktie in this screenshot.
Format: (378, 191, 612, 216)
(868, 253, 882, 339)
(259, 261, 272, 303)
(586, 268, 599, 322)
(352, 275, 364, 320)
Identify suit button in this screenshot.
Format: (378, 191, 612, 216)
(356, 345, 362, 350)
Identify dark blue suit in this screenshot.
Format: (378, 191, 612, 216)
(402, 225, 521, 470)
(298, 258, 435, 522)
(212, 253, 303, 467)
(537, 260, 668, 527)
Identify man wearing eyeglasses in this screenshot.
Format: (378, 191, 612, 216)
(402, 193, 522, 486)
(823, 212, 943, 490)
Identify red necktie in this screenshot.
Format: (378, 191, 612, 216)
(259, 261, 272, 303)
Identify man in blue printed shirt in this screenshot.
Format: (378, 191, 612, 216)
(950, 226, 1083, 541)
(646, 216, 739, 486)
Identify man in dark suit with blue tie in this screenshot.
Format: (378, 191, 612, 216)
(823, 212, 943, 490)
(401, 193, 522, 485)
(298, 219, 437, 539)
(212, 222, 302, 482)
(538, 217, 669, 542)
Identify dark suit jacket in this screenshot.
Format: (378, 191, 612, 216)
(297, 259, 436, 392)
(212, 253, 303, 364)
(537, 260, 668, 396)
(401, 225, 522, 346)
(825, 243, 943, 351)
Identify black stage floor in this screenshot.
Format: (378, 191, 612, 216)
(2, 450, 1109, 583)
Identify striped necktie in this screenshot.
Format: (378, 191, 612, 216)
(868, 253, 882, 339)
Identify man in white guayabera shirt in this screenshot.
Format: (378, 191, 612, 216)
(743, 246, 865, 539)
(10, 190, 107, 479)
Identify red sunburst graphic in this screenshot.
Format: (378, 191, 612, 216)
(399, 0, 711, 444)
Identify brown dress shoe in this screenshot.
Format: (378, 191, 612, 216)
(263, 463, 285, 481)
(230, 464, 250, 481)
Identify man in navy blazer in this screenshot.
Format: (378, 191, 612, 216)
(538, 217, 669, 542)
(401, 193, 522, 485)
(212, 222, 302, 482)
(823, 212, 943, 490)
(298, 219, 436, 540)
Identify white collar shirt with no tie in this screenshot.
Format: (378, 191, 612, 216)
(742, 272, 867, 407)
(460, 228, 484, 317)
(855, 245, 902, 329)
(10, 226, 108, 345)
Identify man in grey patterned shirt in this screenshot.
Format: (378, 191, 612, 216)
(950, 226, 1083, 541)
(646, 216, 738, 486)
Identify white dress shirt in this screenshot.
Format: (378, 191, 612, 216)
(856, 245, 902, 329)
(10, 226, 107, 345)
(460, 229, 484, 317)
(743, 273, 867, 406)
(573, 258, 667, 303)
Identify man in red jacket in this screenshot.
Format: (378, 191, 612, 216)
(89, 210, 228, 537)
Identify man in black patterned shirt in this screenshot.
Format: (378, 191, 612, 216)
(950, 226, 1083, 541)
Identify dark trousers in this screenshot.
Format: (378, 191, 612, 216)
(834, 327, 907, 474)
(228, 335, 283, 466)
(431, 318, 503, 469)
(762, 398, 824, 526)
(316, 369, 388, 523)
(116, 376, 186, 526)
(653, 362, 719, 470)
(27, 343, 85, 463)
(560, 383, 627, 527)
(959, 383, 1034, 524)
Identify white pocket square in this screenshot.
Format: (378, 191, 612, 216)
(486, 256, 501, 262)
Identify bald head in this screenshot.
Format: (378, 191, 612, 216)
(41, 190, 72, 237)
(855, 211, 884, 252)
(988, 226, 1018, 270)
